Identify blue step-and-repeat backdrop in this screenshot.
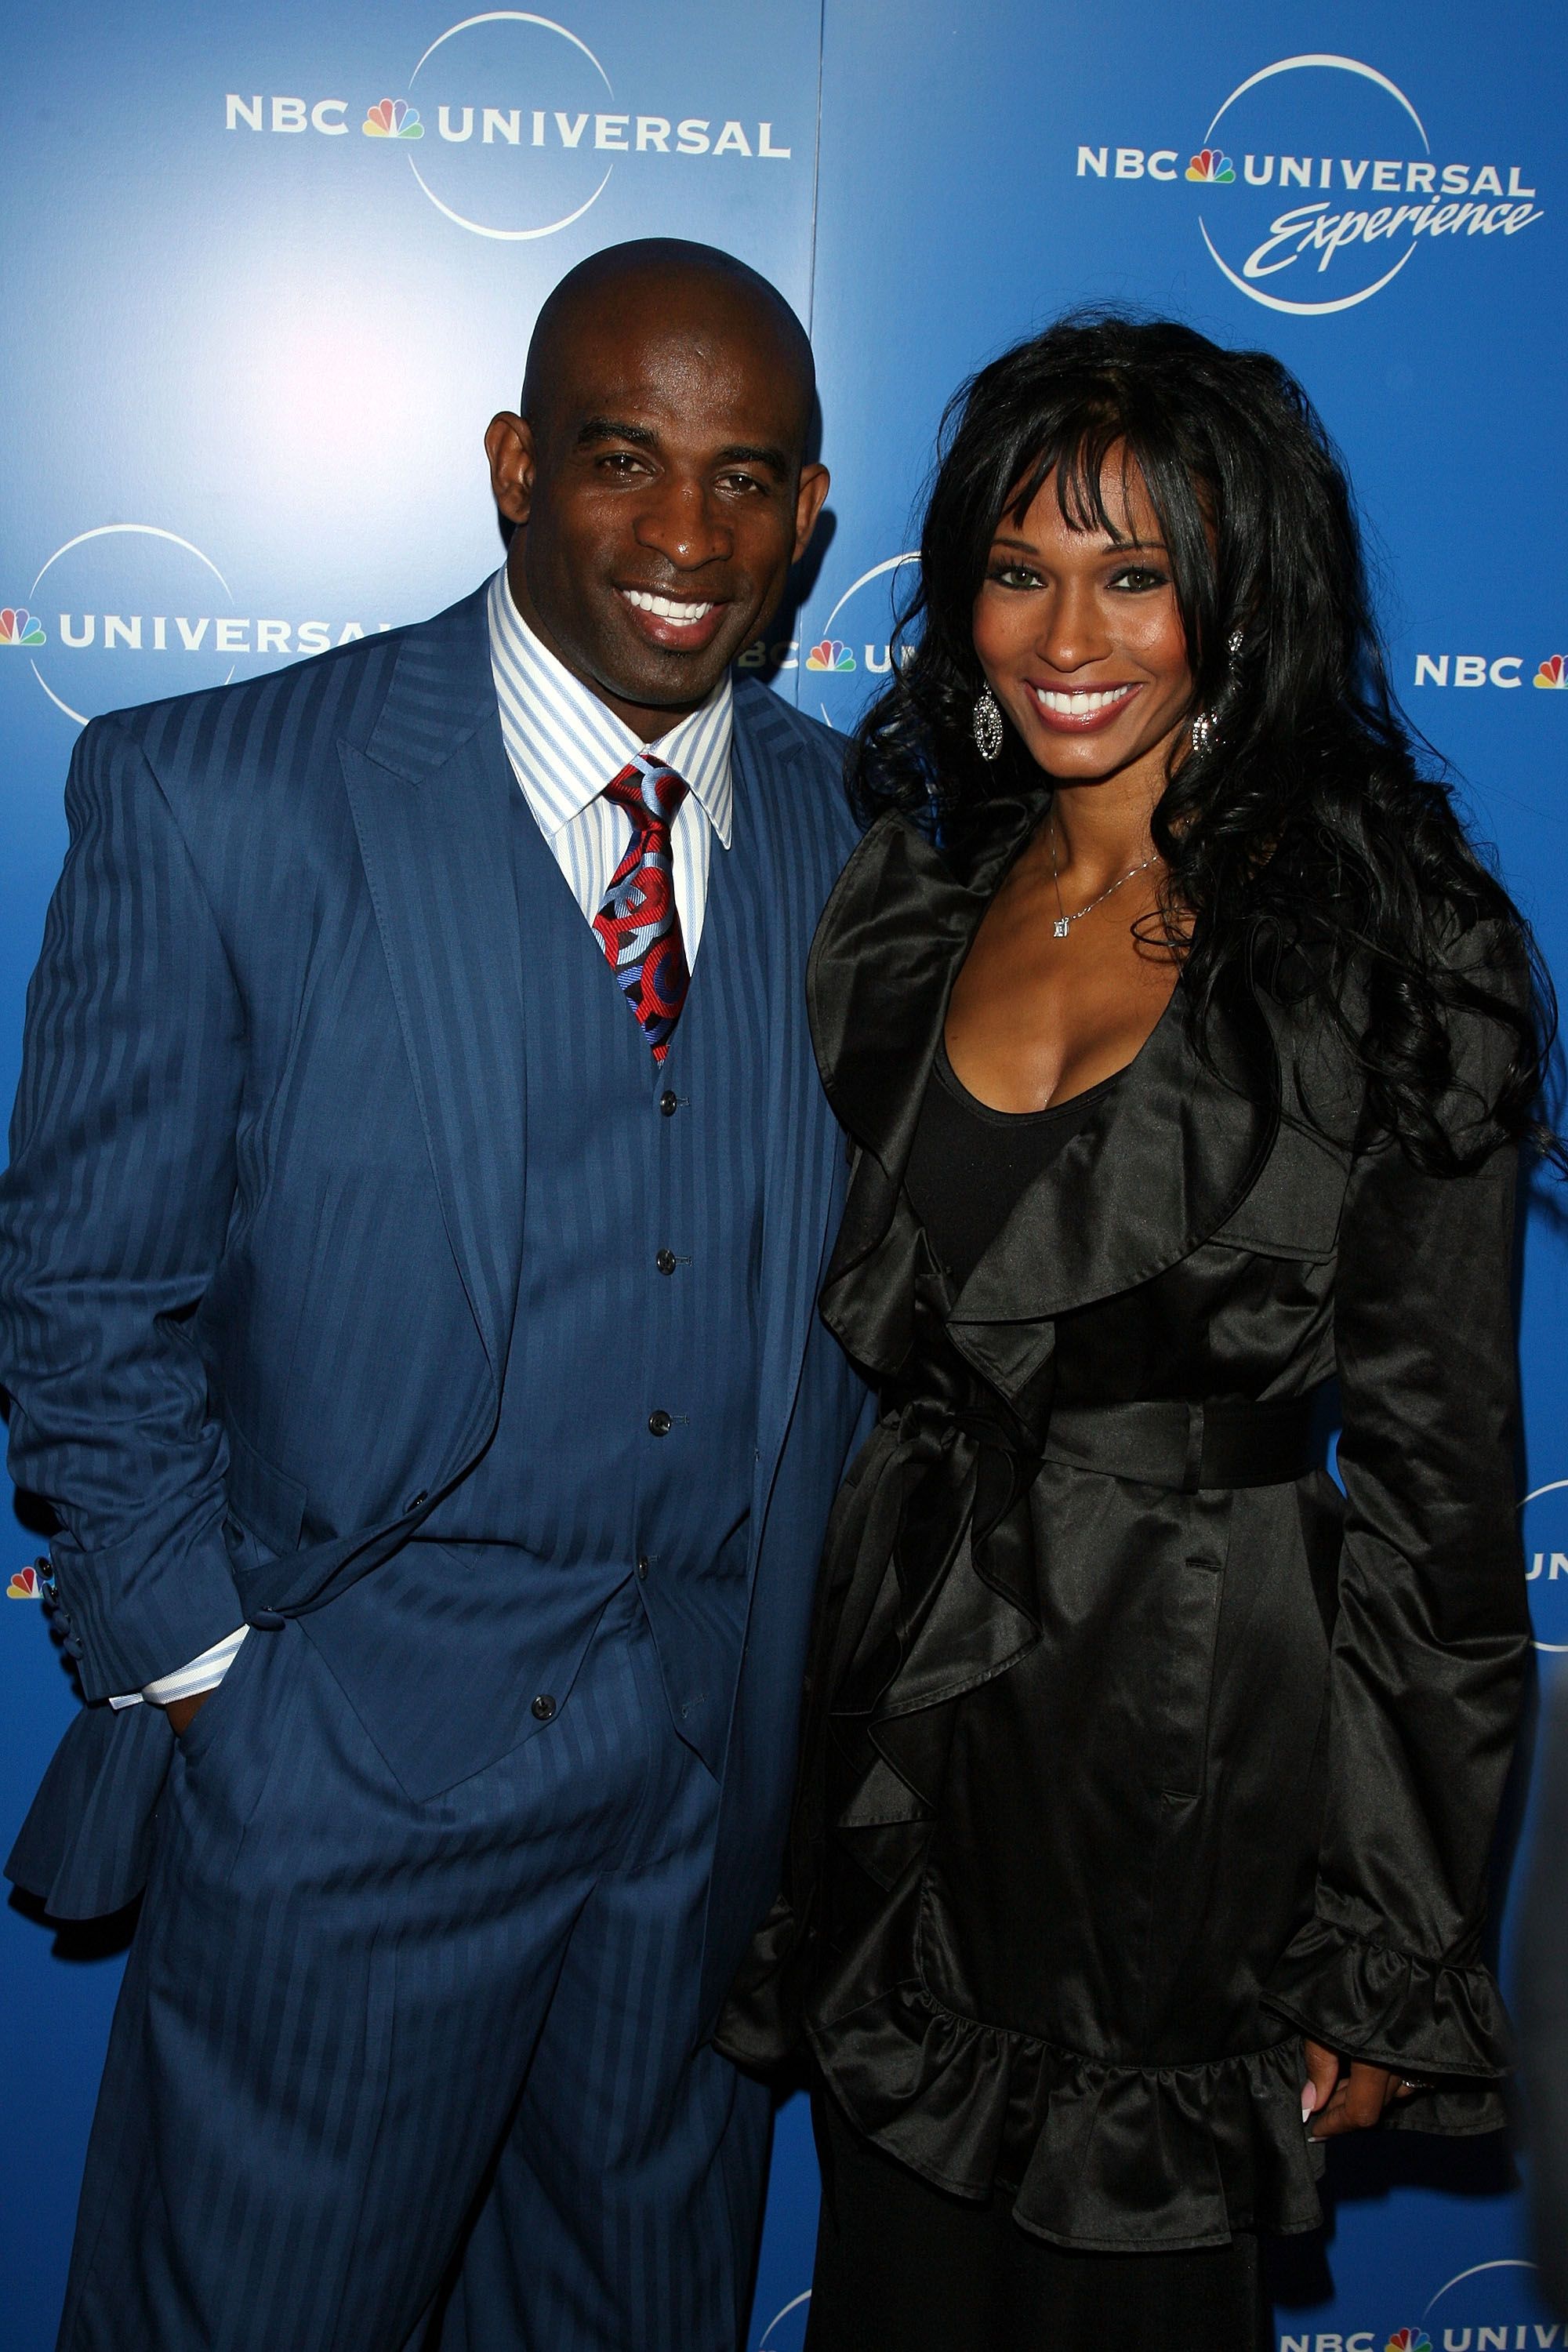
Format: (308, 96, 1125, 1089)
(2, 5, 1564, 2345)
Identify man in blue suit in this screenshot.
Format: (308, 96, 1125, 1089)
(0, 240, 866, 2351)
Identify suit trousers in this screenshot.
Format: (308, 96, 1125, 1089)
(56, 1582, 770, 2352)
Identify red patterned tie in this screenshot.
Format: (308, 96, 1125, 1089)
(591, 752, 691, 1062)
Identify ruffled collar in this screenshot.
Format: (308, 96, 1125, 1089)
(808, 803, 1279, 1399)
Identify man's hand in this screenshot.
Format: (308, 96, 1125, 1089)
(162, 1690, 215, 1738)
(1302, 2038, 1421, 2136)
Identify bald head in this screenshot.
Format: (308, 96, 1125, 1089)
(485, 237, 829, 739)
(522, 238, 815, 452)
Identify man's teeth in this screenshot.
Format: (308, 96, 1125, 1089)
(623, 590, 717, 624)
(1035, 685, 1135, 715)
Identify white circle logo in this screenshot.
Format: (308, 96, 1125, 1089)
(805, 552, 920, 731)
(1196, 56, 1434, 316)
(24, 525, 238, 728)
(1421, 2256, 1552, 2328)
(1522, 1479, 1568, 1656)
(756, 2288, 811, 2350)
(404, 13, 615, 241)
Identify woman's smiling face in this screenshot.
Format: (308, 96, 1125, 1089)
(971, 451, 1196, 793)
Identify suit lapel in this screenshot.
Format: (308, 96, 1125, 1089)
(337, 590, 528, 1399)
(735, 688, 854, 1518)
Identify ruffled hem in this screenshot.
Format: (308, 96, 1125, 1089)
(717, 1890, 809, 2071)
(1262, 1918, 1512, 2081)
(806, 1979, 1325, 2251)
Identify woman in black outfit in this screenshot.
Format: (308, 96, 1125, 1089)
(719, 317, 1550, 2350)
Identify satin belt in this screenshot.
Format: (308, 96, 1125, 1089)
(1040, 1389, 1330, 1493)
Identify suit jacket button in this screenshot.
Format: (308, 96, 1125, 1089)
(659, 1090, 679, 1117)
(406, 1490, 428, 1512)
(531, 1693, 557, 1722)
(648, 1410, 673, 1437)
(637, 1555, 651, 1580)
(655, 1248, 677, 1276)
(249, 1610, 287, 1632)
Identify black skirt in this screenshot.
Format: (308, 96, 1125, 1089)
(805, 2087, 1271, 2352)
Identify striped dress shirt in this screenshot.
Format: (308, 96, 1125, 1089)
(485, 564, 734, 956)
(111, 568, 735, 1710)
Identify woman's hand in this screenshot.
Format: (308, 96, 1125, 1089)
(1301, 2039, 1421, 2136)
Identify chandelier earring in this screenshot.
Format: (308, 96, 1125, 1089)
(972, 682, 1004, 763)
(1188, 630, 1245, 760)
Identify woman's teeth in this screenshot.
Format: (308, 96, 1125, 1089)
(623, 590, 717, 626)
(1033, 684, 1135, 715)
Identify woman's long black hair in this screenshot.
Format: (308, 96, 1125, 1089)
(850, 311, 1556, 1174)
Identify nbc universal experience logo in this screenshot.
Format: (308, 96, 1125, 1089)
(224, 10, 796, 242)
(1, 525, 391, 728)
(1076, 54, 1543, 314)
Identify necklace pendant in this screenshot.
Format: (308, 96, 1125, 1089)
(1053, 916, 1071, 939)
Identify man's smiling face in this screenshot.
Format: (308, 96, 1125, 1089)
(486, 268, 827, 739)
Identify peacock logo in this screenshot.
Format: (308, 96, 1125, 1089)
(805, 638, 855, 673)
(6, 1566, 42, 1599)
(1185, 148, 1235, 182)
(0, 606, 46, 647)
(1385, 2332, 1432, 2351)
(363, 98, 424, 139)
(1534, 655, 1566, 688)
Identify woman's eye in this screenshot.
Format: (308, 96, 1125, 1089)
(1109, 566, 1168, 592)
(987, 564, 1042, 590)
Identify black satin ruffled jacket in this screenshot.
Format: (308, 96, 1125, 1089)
(719, 798, 1530, 2253)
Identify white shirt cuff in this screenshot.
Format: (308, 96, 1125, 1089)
(108, 1624, 250, 1710)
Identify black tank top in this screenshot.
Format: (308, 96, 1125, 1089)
(904, 1038, 1120, 1290)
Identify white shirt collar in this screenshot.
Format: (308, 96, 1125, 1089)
(487, 566, 733, 847)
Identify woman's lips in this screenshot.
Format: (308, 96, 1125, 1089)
(1026, 681, 1141, 733)
(617, 586, 729, 654)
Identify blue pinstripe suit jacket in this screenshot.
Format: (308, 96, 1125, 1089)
(0, 586, 869, 2022)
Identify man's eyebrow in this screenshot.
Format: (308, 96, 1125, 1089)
(715, 443, 790, 478)
(575, 417, 659, 449)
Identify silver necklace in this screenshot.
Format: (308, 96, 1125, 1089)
(1048, 817, 1159, 939)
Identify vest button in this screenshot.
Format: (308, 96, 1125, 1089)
(655, 1248, 677, 1276)
(637, 1555, 651, 1580)
(648, 1409, 673, 1437)
(659, 1090, 679, 1117)
(531, 1693, 557, 1723)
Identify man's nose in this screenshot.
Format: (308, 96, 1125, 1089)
(633, 477, 732, 568)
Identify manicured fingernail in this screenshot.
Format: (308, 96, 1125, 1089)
(1301, 2084, 1317, 2122)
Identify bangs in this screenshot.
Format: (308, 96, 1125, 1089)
(1002, 408, 1142, 542)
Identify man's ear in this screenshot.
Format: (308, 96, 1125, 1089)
(792, 462, 831, 564)
(485, 411, 537, 528)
